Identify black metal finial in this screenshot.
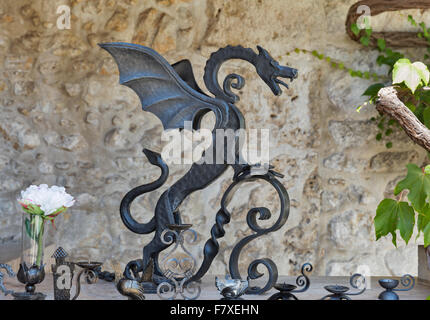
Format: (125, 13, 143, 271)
(52, 246, 68, 264)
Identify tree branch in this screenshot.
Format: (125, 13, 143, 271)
(376, 86, 430, 153)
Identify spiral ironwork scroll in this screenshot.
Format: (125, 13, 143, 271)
(267, 262, 313, 300)
(394, 274, 415, 292)
(190, 166, 289, 294)
(348, 273, 366, 296)
(229, 171, 289, 294)
(291, 263, 313, 293)
(223, 74, 245, 102)
(157, 225, 201, 300)
(71, 268, 98, 300)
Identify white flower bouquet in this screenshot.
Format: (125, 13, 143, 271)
(18, 184, 75, 266)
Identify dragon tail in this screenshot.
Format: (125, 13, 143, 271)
(119, 149, 169, 234)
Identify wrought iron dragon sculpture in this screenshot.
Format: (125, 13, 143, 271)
(100, 42, 297, 294)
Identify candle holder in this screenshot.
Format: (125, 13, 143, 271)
(0, 264, 15, 296)
(321, 273, 366, 300)
(378, 274, 415, 300)
(156, 224, 201, 300)
(71, 261, 103, 300)
(12, 262, 46, 300)
(51, 247, 75, 300)
(215, 275, 249, 300)
(268, 263, 313, 300)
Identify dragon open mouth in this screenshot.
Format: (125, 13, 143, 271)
(271, 66, 298, 94)
(275, 77, 292, 89)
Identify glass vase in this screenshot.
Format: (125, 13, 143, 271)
(14, 212, 46, 299)
(22, 213, 46, 267)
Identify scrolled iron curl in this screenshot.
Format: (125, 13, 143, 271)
(228, 172, 290, 294)
(246, 207, 272, 233)
(157, 277, 201, 300)
(294, 263, 313, 291)
(189, 167, 289, 292)
(223, 73, 245, 102)
(350, 273, 365, 289)
(157, 279, 178, 300)
(245, 258, 278, 294)
(397, 274, 415, 291)
(180, 277, 201, 300)
(347, 273, 366, 296)
(84, 269, 98, 284)
(182, 229, 198, 245)
(161, 229, 179, 245)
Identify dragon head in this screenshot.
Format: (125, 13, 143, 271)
(255, 45, 298, 96)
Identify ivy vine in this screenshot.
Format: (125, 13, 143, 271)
(286, 15, 430, 150)
(286, 15, 430, 249)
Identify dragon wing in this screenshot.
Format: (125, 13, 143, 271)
(99, 42, 225, 130)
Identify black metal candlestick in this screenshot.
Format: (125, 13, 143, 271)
(268, 263, 313, 300)
(321, 273, 366, 300)
(378, 274, 415, 300)
(71, 261, 102, 300)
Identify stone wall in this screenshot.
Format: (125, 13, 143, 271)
(0, 0, 427, 277)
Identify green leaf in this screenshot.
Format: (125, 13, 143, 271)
(362, 83, 385, 97)
(365, 26, 372, 36)
(418, 205, 430, 231)
(351, 23, 360, 36)
(25, 217, 35, 239)
(424, 222, 430, 247)
(408, 15, 417, 27)
(423, 107, 430, 129)
(405, 102, 416, 112)
(360, 36, 370, 46)
(413, 61, 430, 85)
(386, 142, 393, 149)
(392, 58, 430, 93)
(375, 199, 415, 245)
(376, 133, 382, 141)
(394, 164, 430, 211)
(377, 38, 386, 51)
